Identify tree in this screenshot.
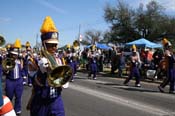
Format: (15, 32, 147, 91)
(103, 0, 175, 44)
(104, 0, 137, 43)
(81, 30, 103, 45)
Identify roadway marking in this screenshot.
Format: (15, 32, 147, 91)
(83, 79, 175, 99)
(69, 84, 175, 116)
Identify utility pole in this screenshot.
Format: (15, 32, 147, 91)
(78, 24, 81, 41)
(36, 33, 39, 52)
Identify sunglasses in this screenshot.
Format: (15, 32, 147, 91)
(45, 43, 57, 48)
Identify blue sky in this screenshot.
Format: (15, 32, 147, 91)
(0, 0, 175, 47)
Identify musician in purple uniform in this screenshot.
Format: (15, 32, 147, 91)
(158, 38, 175, 94)
(4, 44, 24, 116)
(29, 16, 67, 116)
(24, 41, 33, 86)
(65, 47, 75, 82)
(123, 44, 142, 87)
(88, 45, 98, 80)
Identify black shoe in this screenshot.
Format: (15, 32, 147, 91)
(123, 81, 128, 86)
(70, 79, 74, 82)
(158, 86, 164, 93)
(169, 91, 175, 94)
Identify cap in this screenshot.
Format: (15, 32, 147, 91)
(40, 16, 59, 44)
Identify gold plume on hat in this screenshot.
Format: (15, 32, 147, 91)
(132, 44, 136, 50)
(26, 41, 31, 47)
(40, 16, 58, 33)
(14, 39, 21, 49)
(6, 44, 11, 49)
(162, 38, 169, 45)
(66, 44, 71, 49)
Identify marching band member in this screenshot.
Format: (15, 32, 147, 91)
(28, 16, 67, 116)
(88, 45, 98, 80)
(23, 41, 35, 87)
(123, 44, 142, 87)
(158, 38, 175, 94)
(65, 45, 75, 82)
(3, 40, 24, 116)
(72, 40, 81, 76)
(0, 36, 16, 116)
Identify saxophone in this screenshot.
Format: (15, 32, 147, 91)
(41, 47, 73, 87)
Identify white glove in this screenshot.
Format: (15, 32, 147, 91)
(38, 57, 49, 73)
(23, 76, 27, 79)
(62, 82, 69, 88)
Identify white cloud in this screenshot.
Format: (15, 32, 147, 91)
(0, 17, 11, 23)
(37, 0, 67, 14)
(159, 0, 175, 10)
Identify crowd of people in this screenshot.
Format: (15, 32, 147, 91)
(0, 16, 174, 116)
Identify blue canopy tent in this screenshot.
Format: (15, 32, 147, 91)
(125, 38, 162, 48)
(86, 43, 112, 50)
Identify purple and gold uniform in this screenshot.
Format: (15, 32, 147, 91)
(158, 38, 175, 93)
(123, 45, 141, 87)
(4, 42, 24, 115)
(29, 16, 66, 116)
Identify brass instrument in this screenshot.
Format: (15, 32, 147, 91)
(2, 58, 15, 71)
(0, 35, 6, 46)
(0, 35, 15, 71)
(41, 48, 73, 87)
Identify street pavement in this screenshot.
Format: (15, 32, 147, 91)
(1, 69, 175, 116)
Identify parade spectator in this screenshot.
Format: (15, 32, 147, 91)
(117, 49, 126, 77)
(110, 46, 120, 74)
(152, 49, 163, 79)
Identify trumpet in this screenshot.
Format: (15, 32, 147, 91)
(41, 48, 73, 87)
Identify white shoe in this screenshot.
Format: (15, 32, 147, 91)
(155, 76, 157, 79)
(23, 82, 27, 85)
(135, 84, 141, 87)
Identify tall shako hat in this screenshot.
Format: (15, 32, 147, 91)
(132, 44, 137, 52)
(26, 41, 31, 47)
(40, 16, 59, 44)
(25, 41, 31, 51)
(10, 39, 21, 55)
(162, 38, 171, 49)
